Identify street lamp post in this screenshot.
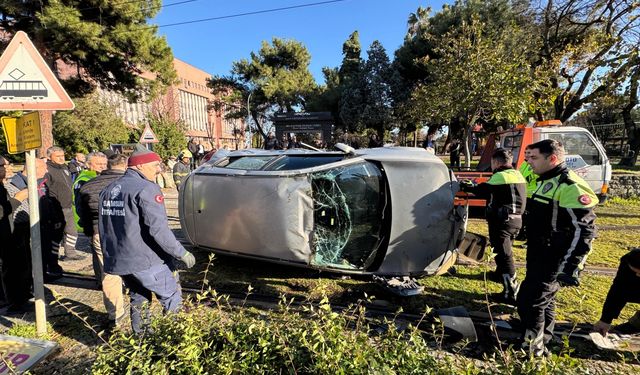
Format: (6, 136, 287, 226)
(246, 91, 252, 148)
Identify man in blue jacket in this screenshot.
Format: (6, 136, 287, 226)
(99, 149, 196, 333)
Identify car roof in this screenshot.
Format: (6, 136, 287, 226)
(222, 146, 440, 162)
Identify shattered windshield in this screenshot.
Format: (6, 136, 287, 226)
(310, 161, 387, 270)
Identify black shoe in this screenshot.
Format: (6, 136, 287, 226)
(97, 320, 119, 338)
(47, 265, 64, 275)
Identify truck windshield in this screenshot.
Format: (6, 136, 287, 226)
(547, 132, 600, 166)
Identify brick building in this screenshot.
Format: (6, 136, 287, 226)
(98, 58, 245, 151)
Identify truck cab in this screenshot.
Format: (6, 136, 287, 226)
(456, 120, 611, 206)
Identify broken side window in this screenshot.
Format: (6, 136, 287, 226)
(310, 161, 387, 270)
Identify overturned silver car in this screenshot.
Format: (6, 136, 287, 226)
(179, 146, 467, 276)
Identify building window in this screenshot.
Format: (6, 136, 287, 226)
(179, 89, 210, 133)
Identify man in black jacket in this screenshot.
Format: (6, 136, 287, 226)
(45, 146, 85, 262)
(77, 153, 127, 326)
(449, 140, 461, 170)
(461, 148, 527, 304)
(187, 138, 199, 169)
(68, 152, 86, 182)
(594, 248, 640, 336)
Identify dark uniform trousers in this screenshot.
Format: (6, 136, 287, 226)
(488, 215, 521, 276)
(517, 238, 563, 347)
(121, 263, 182, 333)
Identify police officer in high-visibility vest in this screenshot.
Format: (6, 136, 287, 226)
(517, 139, 597, 357)
(461, 148, 526, 304)
(519, 154, 539, 199)
(515, 146, 539, 241)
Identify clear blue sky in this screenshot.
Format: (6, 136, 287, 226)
(152, 0, 448, 83)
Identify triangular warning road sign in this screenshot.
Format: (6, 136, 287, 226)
(0, 31, 74, 111)
(139, 124, 159, 144)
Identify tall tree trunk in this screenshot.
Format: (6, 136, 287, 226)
(251, 112, 267, 139)
(619, 65, 640, 167)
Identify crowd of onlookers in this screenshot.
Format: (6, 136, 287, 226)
(0, 148, 115, 314)
(262, 131, 386, 151)
(0, 145, 195, 328)
(0, 136, 222, 313)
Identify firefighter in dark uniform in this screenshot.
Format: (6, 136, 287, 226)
(172, 149, 192, 190)
(99, 149, 196, 333)
(594, 248, 640, 336)
(517, 139, 597, 356)
(461, 148, 526, 303)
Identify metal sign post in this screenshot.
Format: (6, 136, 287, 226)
(25, 149, 47, 336)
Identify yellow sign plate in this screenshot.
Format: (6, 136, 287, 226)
(1, 111, 42, 154)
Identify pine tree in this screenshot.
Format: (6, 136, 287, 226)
(362, 41, 393, 138)
(0, 0, 176, 99)
(338, 31, 365, 132)
(208, 38, 317, 139)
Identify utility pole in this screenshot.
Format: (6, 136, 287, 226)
(246, 91, 253, 148)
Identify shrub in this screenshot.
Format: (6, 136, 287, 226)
(92, 295, 450, 374)
(91, 292, 587, 375)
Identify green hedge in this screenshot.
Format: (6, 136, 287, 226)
(92, 295, 585, 375)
